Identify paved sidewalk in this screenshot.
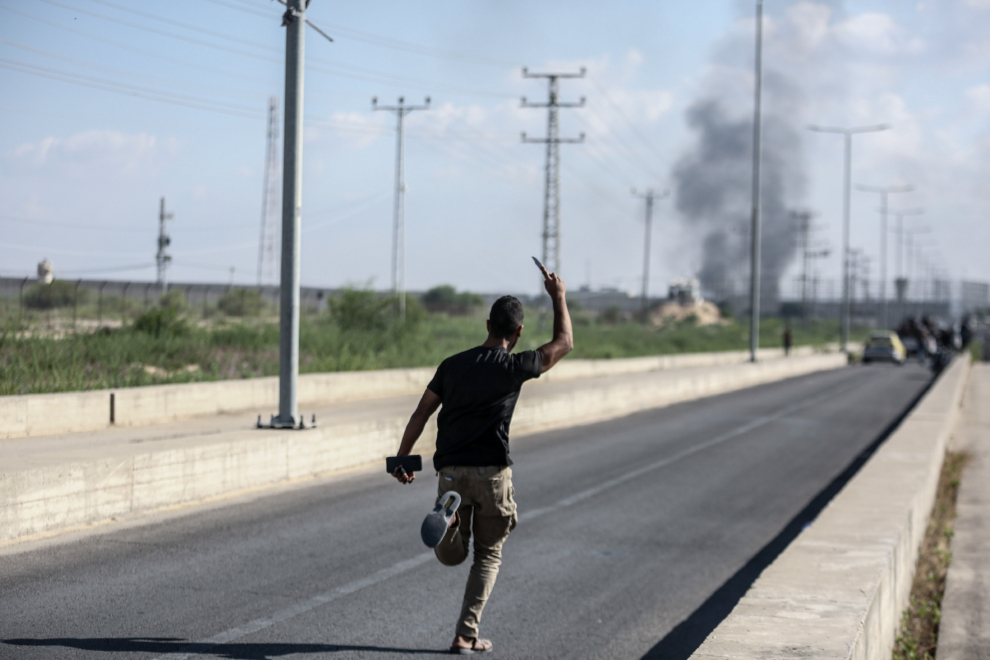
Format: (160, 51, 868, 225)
(939, 362, 990, 660)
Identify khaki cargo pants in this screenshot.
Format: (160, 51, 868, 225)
(434, 465, 517, 639)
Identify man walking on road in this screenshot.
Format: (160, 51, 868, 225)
(392, 263, 573, 654)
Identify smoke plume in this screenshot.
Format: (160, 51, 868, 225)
(672, 71, 806, 309)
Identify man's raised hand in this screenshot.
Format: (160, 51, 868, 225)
(539, 263, 566, 300)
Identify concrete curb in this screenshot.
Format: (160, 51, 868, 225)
(690, 354, 971, 660)
(0, 347, 822, 440)
(937, 363, 990, 660)
(1, 353, 844, 545)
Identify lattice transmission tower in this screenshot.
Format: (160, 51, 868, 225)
(521, 67, 585, 278)
(257, 96, 281, 287)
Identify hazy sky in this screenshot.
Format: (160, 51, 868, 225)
(2, 0, 989, 298)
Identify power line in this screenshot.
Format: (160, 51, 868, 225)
(586, 74, 668, 166)
(0, 5, 278, 91)
(28, 0, 515, 100)
(57, 263, 157, 275)
(0, 58, 264, 119)
(577, 106, 665, 182)
(202, 0, 520, 67)
(33, 0, 282, 62)
(0, 241, 136, 257)
(0, 38, 268, 104)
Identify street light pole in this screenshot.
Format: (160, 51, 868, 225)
(808, 123, 889, 352)
(271, 0, 306, 428)
(749, 0, 764, 363)
(855, 183, 913, 329)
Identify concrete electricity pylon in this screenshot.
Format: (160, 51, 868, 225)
(855, 183, 913, 329)
(156, 197, 174, 296)
(807, 122, 889, 353)
(372, 95, 430, 322)
(257, 96, 281, 287)
(631, 188, 669, 320)
(521, 67, 586, 284)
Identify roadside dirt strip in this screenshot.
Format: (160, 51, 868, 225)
(1, 351, 844, 546)
(690, 355, 971, 660)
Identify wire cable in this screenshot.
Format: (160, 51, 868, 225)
(0, 58, 264, 119)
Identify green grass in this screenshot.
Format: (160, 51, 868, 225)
(0, 309, 861, 396)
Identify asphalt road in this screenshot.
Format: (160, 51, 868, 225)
(0, 363, 932, 660)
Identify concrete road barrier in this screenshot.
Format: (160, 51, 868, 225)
(690, 354, 970, 660)
(0, 352, 844, 545)
(0, 346, 824, 440)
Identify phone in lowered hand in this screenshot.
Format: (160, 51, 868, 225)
(386, 454, 423, 475)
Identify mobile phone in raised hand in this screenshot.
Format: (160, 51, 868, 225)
(532, 256, 545, 271)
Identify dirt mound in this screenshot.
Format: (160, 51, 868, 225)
(649, 300, 726, 327)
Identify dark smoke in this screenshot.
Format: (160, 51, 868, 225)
(672, 72, 806, 310)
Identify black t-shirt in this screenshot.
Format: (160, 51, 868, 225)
(427, 346, 543, 471)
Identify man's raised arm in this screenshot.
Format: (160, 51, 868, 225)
(536, 265, 574, 373)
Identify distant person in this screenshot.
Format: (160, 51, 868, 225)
(783, 324, 793, 357)
(391, 263, 573, 655)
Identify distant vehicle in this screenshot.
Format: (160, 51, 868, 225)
(863, 332, 906, 364)
(900, 335, 921, 358)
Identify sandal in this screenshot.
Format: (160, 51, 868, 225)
(449, 637, 493, 655)
(421, 491, 461, 548)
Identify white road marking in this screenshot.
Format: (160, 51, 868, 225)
(152, 369, 877, 659)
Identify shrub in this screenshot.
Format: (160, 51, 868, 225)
(331, 288, 393, 332)
(422, 285, 484, 315)
(600, 305, 622, 324)
(132, 298, 189, 337)
(218, 289, 264, 317)
(23, 280, 79, 309)
(159, 290, 188, 311)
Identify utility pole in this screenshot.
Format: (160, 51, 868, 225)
(273, 0, 306, 429)
(632, 188, 669, 320)
(258, 96, 281, 287)
(791, 210, 829, 324)
(748, 0, 764, 363)
(257, 2, 331, 430)
(521, 67, 585, 292)
(891, 207, 925, 310)
(372, 95, 430, 322)
(856, 183, 913, 329)
(807, 123, 889, 353)
(156, 197, 174, 296)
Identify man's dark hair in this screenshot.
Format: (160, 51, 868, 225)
(489, 296, 524, 339)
